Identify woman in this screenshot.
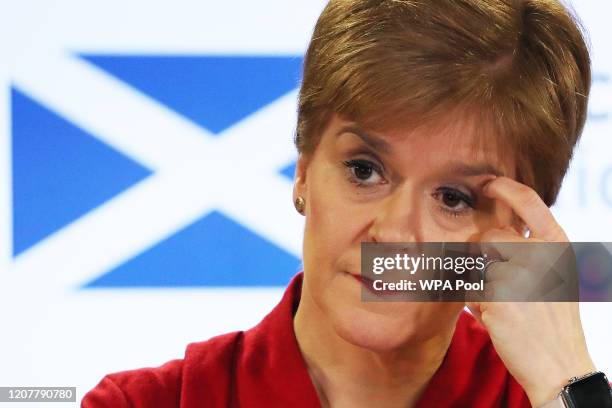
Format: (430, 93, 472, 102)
(83, 0, 610, 407)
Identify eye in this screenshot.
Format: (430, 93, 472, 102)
(433, 186, 476, 217)
(343, 159, 386, 186)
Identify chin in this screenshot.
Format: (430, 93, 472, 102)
(330, 301, 454, 353)
(306, 268, 463, 353)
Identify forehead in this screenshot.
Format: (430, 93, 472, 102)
(329, 113, 516, 179)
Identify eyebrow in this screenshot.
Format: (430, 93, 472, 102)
(338, 125, 392, 154)
(338, 125, 505, 177)
(446, 162, 505, 177)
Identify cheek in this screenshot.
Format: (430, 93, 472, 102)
(418, 200, 484, 241)
(303, 162, 369, 277)
(440, 202, 516, 241)
(422, 208, 498, 242)
(309, 158, 354, 222)
(305, 175, 356, 254)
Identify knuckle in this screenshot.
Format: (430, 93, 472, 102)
(521, 188, 542, 208)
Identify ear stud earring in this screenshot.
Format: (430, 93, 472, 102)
(294, 196, 306, 215)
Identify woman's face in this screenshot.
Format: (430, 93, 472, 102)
(294, 113, 520, 351)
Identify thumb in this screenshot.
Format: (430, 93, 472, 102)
(466, 302, 485, 327)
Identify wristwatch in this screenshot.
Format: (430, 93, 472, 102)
(540, 371, 612, 408)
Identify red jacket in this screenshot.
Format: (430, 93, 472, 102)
(82, 272, 530, 407)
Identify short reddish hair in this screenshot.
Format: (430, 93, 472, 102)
(295, 0, 591, 206)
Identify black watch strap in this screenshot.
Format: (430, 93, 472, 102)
(560, 371, 612, 408)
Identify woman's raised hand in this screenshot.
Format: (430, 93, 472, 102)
(465, 176, 596, 407)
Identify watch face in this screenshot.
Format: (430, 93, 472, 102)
(562, 372, 612, 408)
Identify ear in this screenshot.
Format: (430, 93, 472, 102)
(292, 153, 310, 205)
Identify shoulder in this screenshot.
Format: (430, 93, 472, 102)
(81, 331, 243, 408)
(81, 358, 182, 408)
(81, 272, 306, 408)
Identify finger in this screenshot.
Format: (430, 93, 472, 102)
(480, 262, 536, 301)
(483, 177, 567, 241)
(482, 259, 526, 283)
(479, 229, 544, 268)
(465, 302, 485, 326)
(480, 227, 572, 275)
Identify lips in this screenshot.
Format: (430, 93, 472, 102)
(349, 272, 398, 297)
(351, 273, 367, 284)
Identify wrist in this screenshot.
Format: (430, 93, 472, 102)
(524, 363, 597, 407)
(537, 395, 565, 408)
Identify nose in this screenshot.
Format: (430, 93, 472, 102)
(367, 185, 423, 243)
